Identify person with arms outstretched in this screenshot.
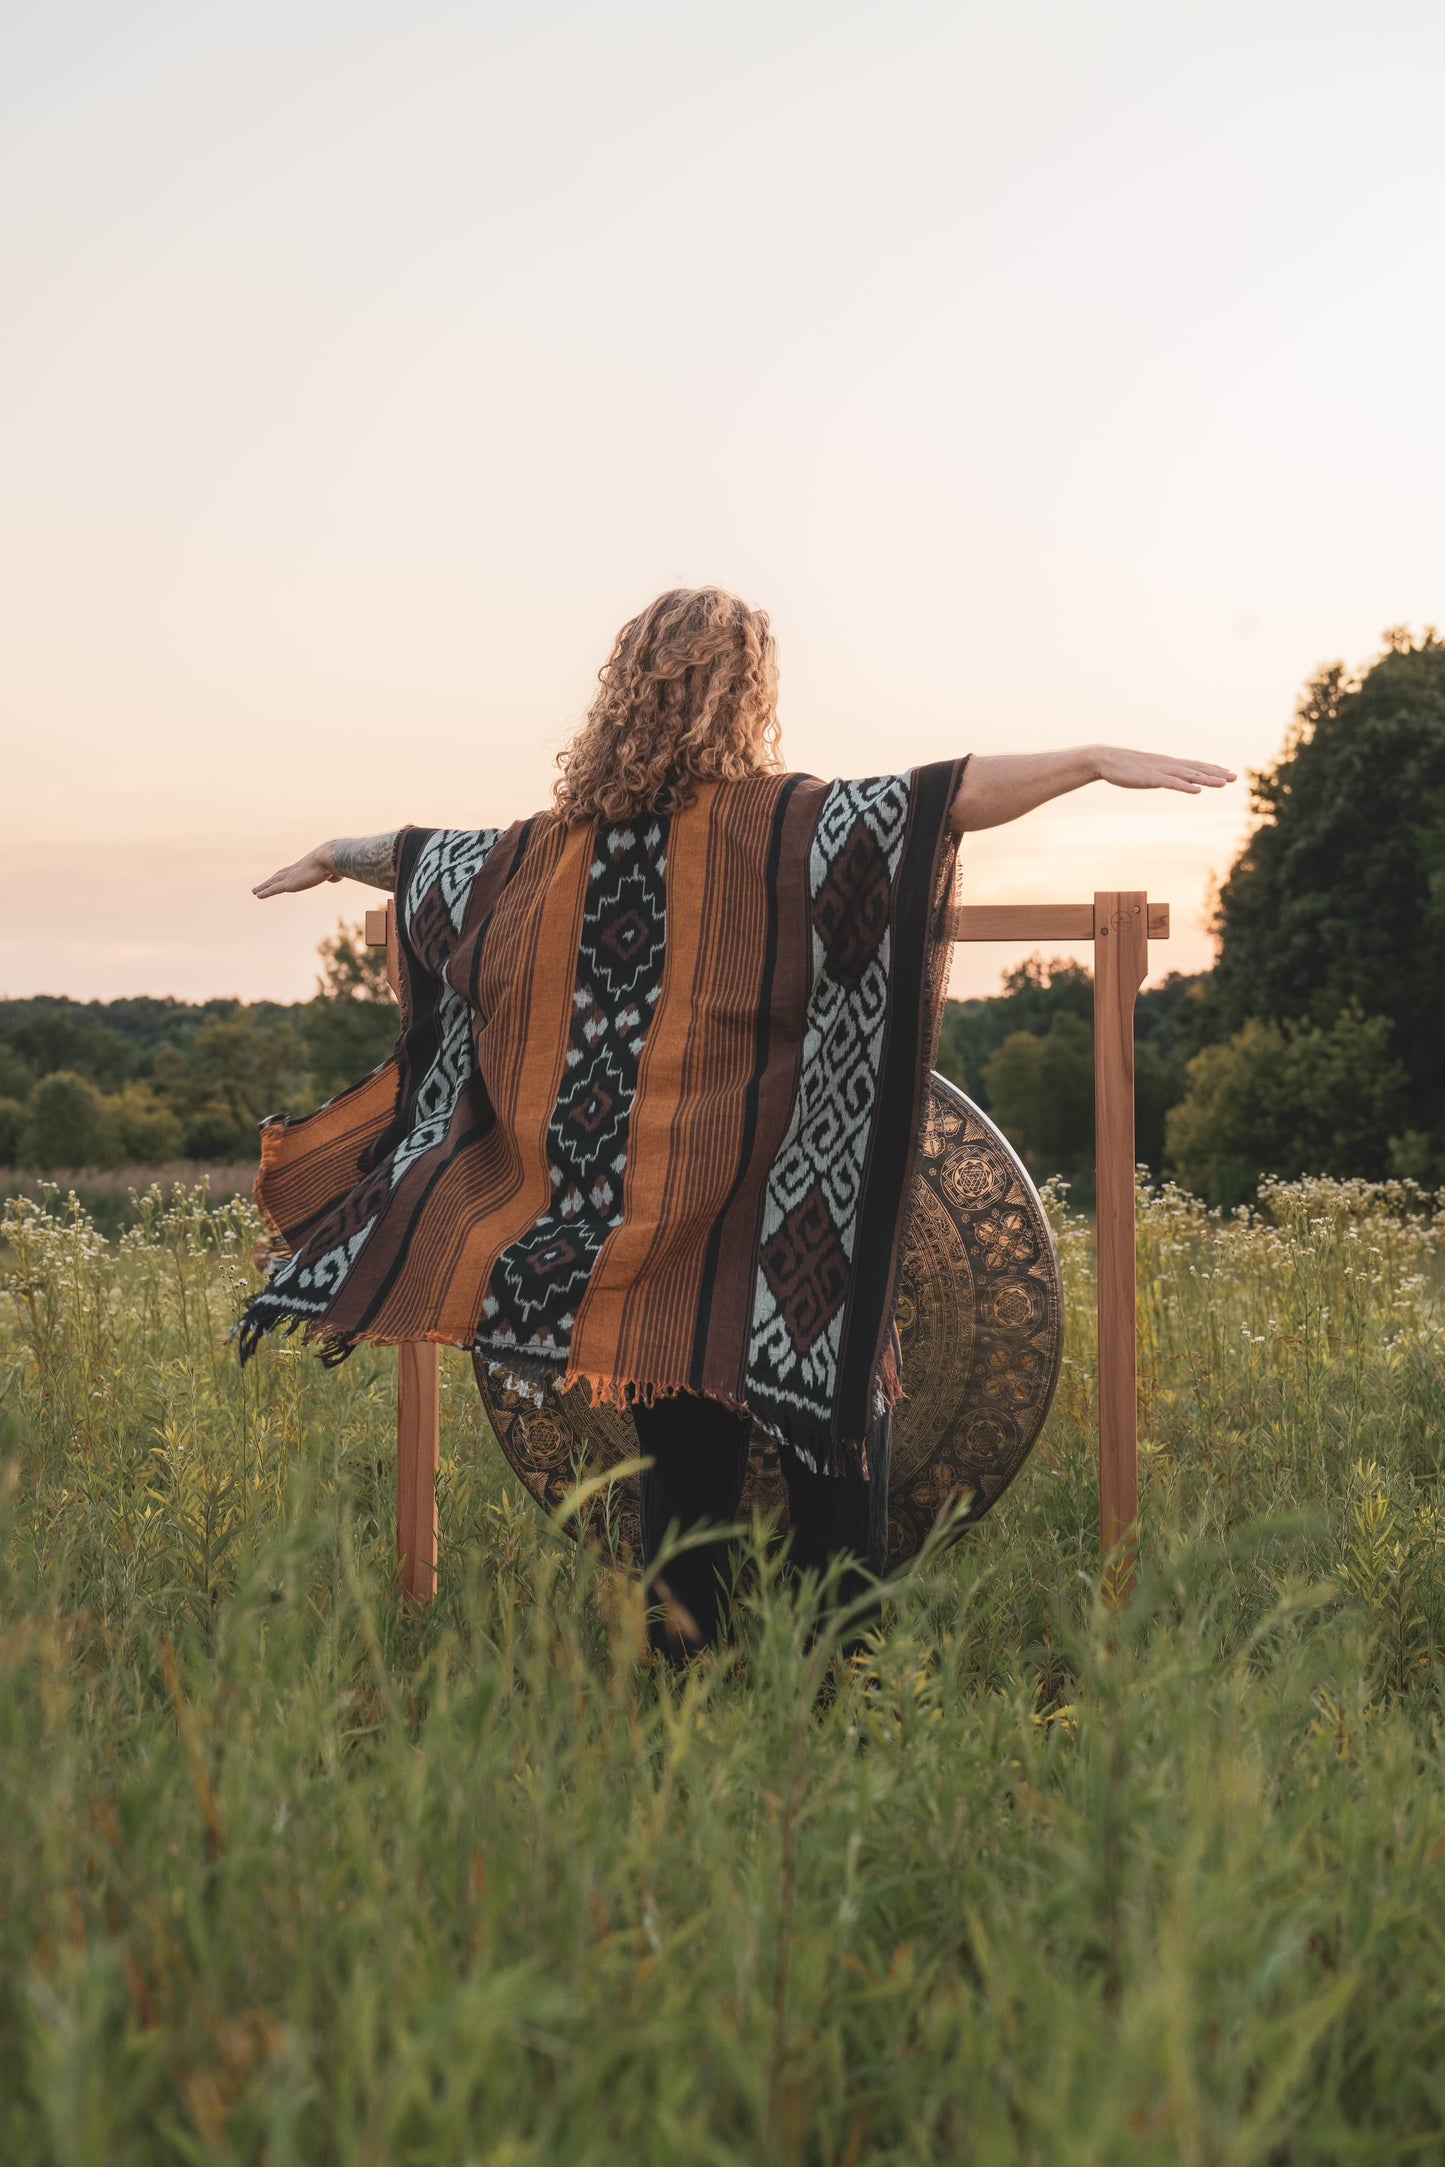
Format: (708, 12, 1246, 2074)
(250, 587, 1232, 1660)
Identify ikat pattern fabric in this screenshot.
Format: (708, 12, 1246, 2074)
(745, 776, 910, 1460)
(240, 762, 965, 1471)
(237, 824, 505, 1355)
(476, 817, 668, 1372)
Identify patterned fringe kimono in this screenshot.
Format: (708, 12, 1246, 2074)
(239, 760, 966, 1480)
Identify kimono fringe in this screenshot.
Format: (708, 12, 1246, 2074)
(234, 1300, 875, 1480)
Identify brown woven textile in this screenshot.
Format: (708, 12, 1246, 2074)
(240, 760, 966, 1475)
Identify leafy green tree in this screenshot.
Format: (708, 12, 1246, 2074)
(0, 1045, 35, 1101)
(153, 1009, 309, 1159)
(0, 1002, 138, 1090)
(108, 1085, 184, 1165)
(1164, 1010, 1409, 1209)
(1210, 629, 1445, 1145)
(1033, 1013, 1096, 1169)
(22, 1071, 112, 1170)
(0, 1096, 25, 1166)
(939, 952, 1190, 1186)
(977, 1030, 1045, 1147)
(303, 921, 398, 1102)
(1136, 971, 1220, 1065)
(938, 957, 1093, 1102)
(315, 921, 393, 1005)
(983, 1012, 1095, 1177)
(1134, 1039, 1185, 1175)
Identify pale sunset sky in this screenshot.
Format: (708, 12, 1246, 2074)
(4, 0, 1442, 1004)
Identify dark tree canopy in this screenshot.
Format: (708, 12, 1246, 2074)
(0, 921, 397, 1169)
(1164, 1010, 1410, 1211)
(1210, 630, 1445, 1140)
(935, 958, 1196, 1197)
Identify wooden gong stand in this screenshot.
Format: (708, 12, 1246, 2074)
(365, 891, 1168, 1606)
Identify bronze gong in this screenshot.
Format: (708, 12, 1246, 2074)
(474, 1074, 1063, 1572)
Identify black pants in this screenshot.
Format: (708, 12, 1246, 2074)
(632, 1393, 889, 1662)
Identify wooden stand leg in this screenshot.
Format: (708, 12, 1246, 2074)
(1093, 891, 1149, 1603)
(397, 1342, 441, 1604)
(365, 904, 442, 1605)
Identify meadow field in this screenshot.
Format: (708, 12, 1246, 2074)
(2, 1174, 1443, 2165)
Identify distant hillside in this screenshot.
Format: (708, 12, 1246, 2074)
(0, 944, 1214, 1207)
(0, 994, 304, 1095)
(0, 926, 395, 1171)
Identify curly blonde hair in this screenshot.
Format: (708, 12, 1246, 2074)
(553, 588, 782, 824)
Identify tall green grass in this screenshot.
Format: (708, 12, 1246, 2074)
(2, 1175, 1443, 2164)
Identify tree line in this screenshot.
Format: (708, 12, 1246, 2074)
(940, 628, 1443, 1205)
(0, 927, 395, 1173)
(3, 631, 1440, 1210)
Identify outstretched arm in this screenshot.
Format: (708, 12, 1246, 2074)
(253, 833, 399, 898)
(949, 747, 1235, 833)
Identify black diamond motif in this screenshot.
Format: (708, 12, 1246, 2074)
(812, 818, 891, 988)
(760, 1181, 851, 1357)
(568, 1086, 615, 1135)
(603, 910, 649, 958)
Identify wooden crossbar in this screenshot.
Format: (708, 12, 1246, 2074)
(950, 902, 1170, 943)
(369, 887, 1166, 1605)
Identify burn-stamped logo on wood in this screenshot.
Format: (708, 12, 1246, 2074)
(474, 1074, 1063, 1571)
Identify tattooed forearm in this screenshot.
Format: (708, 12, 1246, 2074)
(327, 833, 399, 890)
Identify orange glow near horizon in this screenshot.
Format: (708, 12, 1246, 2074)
(4, 1, 1441, 1009)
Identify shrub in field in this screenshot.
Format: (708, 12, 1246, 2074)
(153, 1011, 311, 1161)
(1, 1176, 1443, 2162)
(10, 1078, 186, 1177)
(106, 1084, 185, 1166)
(983, 1013, 1095, 1176)
(21, 1070, 111, 1171)
(1164, 1009, 1410, 1208)
(938, 960, 1195, 1194)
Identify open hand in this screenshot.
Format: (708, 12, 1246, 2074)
(1094, 748, 1236, 793)
(253, 844, 337, 898)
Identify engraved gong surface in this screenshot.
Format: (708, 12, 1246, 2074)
(474, 1074, 1063, 1572)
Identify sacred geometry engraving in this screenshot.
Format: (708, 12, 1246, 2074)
(475, 1074, 1063, 1572)
(941, 1145, 1008, 1210)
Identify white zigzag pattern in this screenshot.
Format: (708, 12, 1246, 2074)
(406, 825, 505, 935)
(389, 986, 474, 1187)
(249, 826, 501, 1324)
(253, 1212, 381, 1322)
(287, 1216, 380, 1308)
(746, 774, 912, 1429)
(388, 827, 505, 1192)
